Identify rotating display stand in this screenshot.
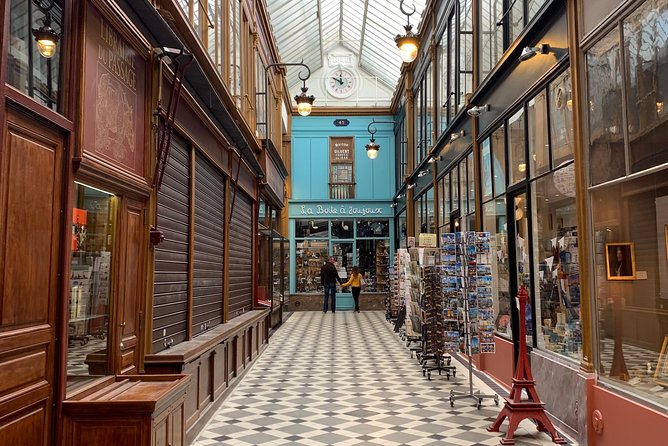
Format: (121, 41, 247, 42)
(441, 232, 499, 409)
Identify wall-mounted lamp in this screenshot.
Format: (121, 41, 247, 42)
(32, 0, 60, 58)
(390, 203, 397, 208)
(519, 43, 550, 62)
(428, 155, 442, 163)
(467, 104, 490, 117)
(397, 193, 405, 199)
(450, 130, 465, 142)
(407, 183, 416, 190)
(417, 170, 429, 178)
(395, 0, 420, 63)
(365, 119, 395, 159)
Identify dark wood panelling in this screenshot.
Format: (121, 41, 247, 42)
(192, 153, 225, 336)
(153, 135, 189, 352)
(0, 109, 62, 446)
(228, 187, 253, 319)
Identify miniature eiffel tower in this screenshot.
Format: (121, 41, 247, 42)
(487, 284, 566, 445)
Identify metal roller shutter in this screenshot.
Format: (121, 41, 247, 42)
(192, 152, 225, 335)
(153, 135, 189, 352)
(228, 186, 253, 318)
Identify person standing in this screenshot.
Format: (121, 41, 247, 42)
(341, 266, 364, 313)
(320, 257, 342, 313)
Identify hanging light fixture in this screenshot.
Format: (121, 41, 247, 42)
(395, 0, 420, 63)
(293, 66, 315, 116)
(32, 0, 60, 59)
(365, 119, 395, 159)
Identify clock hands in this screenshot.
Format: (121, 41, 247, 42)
(331, 76, 344, 86)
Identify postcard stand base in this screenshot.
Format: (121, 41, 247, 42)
(449, 351, 499, 409)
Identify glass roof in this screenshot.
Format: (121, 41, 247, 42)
(267, 0, 426, 90)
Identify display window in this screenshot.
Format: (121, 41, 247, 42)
(68, 183, 116, 380)
(483, 198, 511, 337)
(295, 239, 328, 293)
(585, 0, 668, 405)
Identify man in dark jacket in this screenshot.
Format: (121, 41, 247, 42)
(320, 257, 342, 313)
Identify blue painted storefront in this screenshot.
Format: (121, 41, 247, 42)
(289, 116, 396, 310)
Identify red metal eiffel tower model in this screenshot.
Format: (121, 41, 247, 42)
(487, 284, 566, 445)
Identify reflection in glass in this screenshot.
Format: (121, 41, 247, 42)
(357, 239, 390, 292)
(587, 31, 625, 185)
(295, 240, 328, 293)
(481, 138, 493, 200)
(549, 70, 575, 168)
(528, 91, 550, 177)
(468, 152, 475, 214)
(295, 219, 328, 238)
(68, 183, 115, 381)
(483, 198, 511, 337)
(452, 165, 459, 212)
(514, 193, 532, 342)
(443, 173, 451, 218)
(509, 0, 524, 43)
(479, 0, 503, 81)
(508, 108, 526, 185)
(459, 160, 468, 214)
(332, 242, 354, 283)
(356, 219, 390, 238)
(623, 0, 668, 173)
(591, 169, 668, 406)
(427, 188, 435, 233)
(492, 125, 506, 195)
(331, 220, 353, 239)
(531, 168, 581, 360)
(398, 212, 407, 248)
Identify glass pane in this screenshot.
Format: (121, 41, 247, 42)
(415, 197, 423, 235)
(438, 32, 450, 134)
(295, 240, 328, 293)
(483, 198, 511, 337)
(468, 152, 475, 214)
(514, 193, 532, 342)
(356, 239, 390, 292)
(443, 173, 451, 217)
(480, 0, 504, 81)
(587, 30, 625, 185)
(426, 65, 434, 150)
(449, 14, 456, 119)
(331, 219, 354, 239)
(427, 187, 435, 233)
(549, 70, 575, 168)
(624, 0, 668, 173)
(68, 183, 115, 379)
(492, 125, 506, 195)
(528, 91, 550, 177)
(356, 219, 390, 238)
(509, 0, 524, 43)
(8, 0, 63, 110)
(452, 165, 459, 212)
(531, 167, 580, 361)
(295, 219, 328, 238)
(481, 138, 493, 200)
(398, 212, 407, 248)
(332, 242, 354, 282)
(272, 237, 284, 306)
(258, 232, 271, 306)
(439, 176, 446, 227)
(591, 169, 668, 405)
(528, 0, 548, 22)
(460, 160, 468, 214)
(508, 108, 527, 185)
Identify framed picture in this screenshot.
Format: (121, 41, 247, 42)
(655, 335, 668, 387)
(605, 242, 636, 280)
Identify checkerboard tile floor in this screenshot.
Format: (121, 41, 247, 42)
(193, 311, 571, 446)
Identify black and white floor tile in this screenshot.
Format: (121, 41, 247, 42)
(193, 311, 570, 446)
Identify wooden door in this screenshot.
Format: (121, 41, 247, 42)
(0, 108, 64, 445)
(115, 198, 145, 375)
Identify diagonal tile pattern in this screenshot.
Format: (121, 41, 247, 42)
(193, 311, 571, 446)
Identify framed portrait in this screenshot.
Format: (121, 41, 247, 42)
(605, 242, 636, 280)
(655, 335, 668, 387)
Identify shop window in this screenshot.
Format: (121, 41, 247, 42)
(357, 219, 390, 238)
(331, 219, 353, 239)
(451, 164, 459, 212)
(443, 173, 451, 220)
(549, 70, 575, 168)
(397, 212, 407, 248)
(426, 188, 435, 233)
(528, 91, 550, 177)
(459, 0, 473, 113)
(356, 239, 390, 293)
(8, 0, 63, 111)
(468, 152, 476, 214)
(591, 169, 668, 406)
(623, 0, 668, 173)
(459, 160, 468, 214)
(481, 139, 493, 200)
(68, 183, 116, 379)
(586, 31, 625, 186)
(425, 63, 434, 151)
(483, 198, 511, 337)
(492, 125, 506, 196)
(437, 28, 452, 134)
(415, 85, 424, 166)
(332, 241, 354, 280)
(480, 0, 504, 81)
(329, 137, 355, 199)
(295, 219, 328, 238)
(295, 240, 328, 293)
(531, 165, 581, 360)
(508, 108, 526, 185)
(395, 109, 407, 188)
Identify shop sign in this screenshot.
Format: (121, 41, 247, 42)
(333, 119, 350, 127)
(82, 4, 146, 177)
(418, 233, 437, 247)
(293, 203, 391, 217)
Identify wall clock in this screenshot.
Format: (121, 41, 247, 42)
(326, 67, 356, 98)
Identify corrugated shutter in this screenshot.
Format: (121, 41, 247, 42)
(153, 135, 189, 352)
(192, 152, 225, 335)
(228, 186, 253, 318)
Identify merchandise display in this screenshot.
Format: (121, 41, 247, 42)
(295, 240, 328, 293)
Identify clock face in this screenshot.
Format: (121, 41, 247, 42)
(326, 68, 356, 98)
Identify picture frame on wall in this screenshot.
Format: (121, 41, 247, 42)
(605, 242, 636, 280)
